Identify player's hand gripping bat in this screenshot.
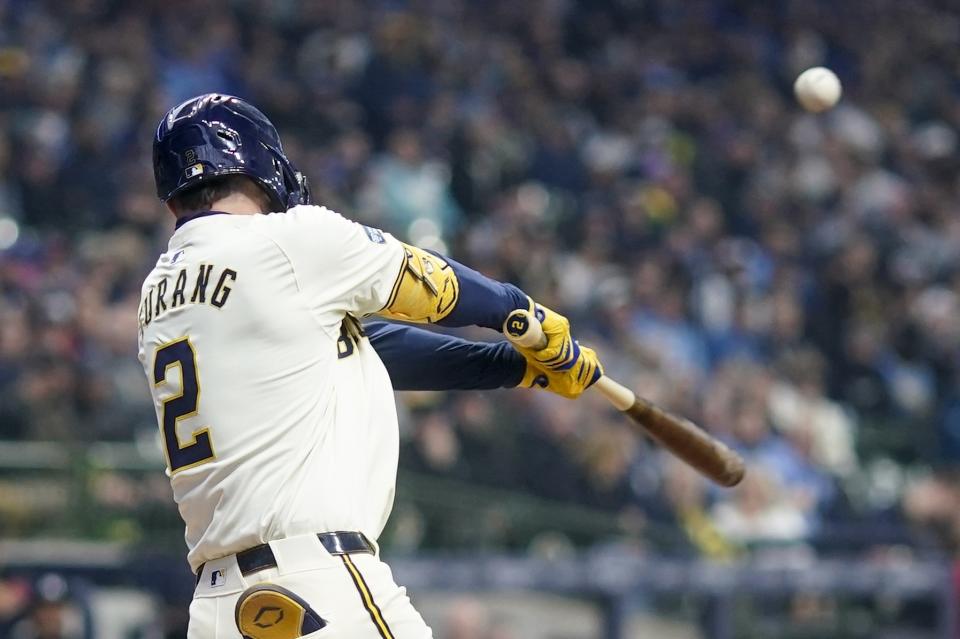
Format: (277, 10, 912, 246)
(504, 309, 745, 488)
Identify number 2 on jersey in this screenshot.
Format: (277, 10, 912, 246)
(153, 338, 215, 473)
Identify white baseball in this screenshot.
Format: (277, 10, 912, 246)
(793, 67, 842, 113)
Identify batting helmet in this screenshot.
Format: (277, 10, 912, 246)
(153, 93, 310, 210)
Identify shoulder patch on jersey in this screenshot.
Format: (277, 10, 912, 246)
(363, 225, 386, 244)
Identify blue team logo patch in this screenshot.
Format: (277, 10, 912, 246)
(363, 226, 386, 244)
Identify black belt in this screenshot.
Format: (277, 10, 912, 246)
(196, 531, 374, 585)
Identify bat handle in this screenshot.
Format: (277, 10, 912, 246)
(594, 376, 635, 411)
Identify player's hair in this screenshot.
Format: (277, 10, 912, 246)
(168, 175, 273, 215)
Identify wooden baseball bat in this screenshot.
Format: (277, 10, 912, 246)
(504, 309, 745, 488)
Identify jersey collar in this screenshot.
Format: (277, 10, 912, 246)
(175, 210, 229, 229)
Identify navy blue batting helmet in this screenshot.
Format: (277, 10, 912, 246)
(153, 94, 310, 210)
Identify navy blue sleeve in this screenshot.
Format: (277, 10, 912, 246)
(365, 320, 527, 391)
(430, 253, 529, 331)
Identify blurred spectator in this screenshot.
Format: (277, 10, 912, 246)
(402, 408, 470, 480)
(576, 422, 636, 512)
(9, 574, 84, 639)
(444, 597, 514, 639)
(902, 471, 960, 553)
(361, 128, 462, 249)
(712, 466, 810, 545)
(768, 349, 857, 477)
(0, 577, 31, 635)
(648, 457, 740, 560)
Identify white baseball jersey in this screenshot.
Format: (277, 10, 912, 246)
(137, 205, 406, 572)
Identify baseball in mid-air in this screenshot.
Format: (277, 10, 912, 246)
(793, 67, 842, 113)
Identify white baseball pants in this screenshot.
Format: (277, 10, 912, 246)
(188, 533, 433, 638)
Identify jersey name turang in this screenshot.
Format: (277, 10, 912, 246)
(138, 264, 238, 328)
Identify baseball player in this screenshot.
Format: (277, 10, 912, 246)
(138, 94, 602, 639)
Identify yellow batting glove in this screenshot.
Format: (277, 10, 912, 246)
(519, 343, 603, 399)
(514, 299, 580, 372)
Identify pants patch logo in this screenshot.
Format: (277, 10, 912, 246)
(253, 606, 284, 628)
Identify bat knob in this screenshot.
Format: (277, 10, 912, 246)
(503, 309, 547, 349)
(504, 311, 531, 340)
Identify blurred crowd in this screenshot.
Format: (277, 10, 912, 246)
(2, 0, 960, 568)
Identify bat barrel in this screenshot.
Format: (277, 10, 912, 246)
(627, 397, 745, 487)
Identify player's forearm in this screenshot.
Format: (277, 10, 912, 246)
(433, 256, 529, 330)
(365, 321, 526, 391)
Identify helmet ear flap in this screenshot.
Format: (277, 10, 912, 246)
(291, 171, 311, 207)
(275, 153, 310, 208)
